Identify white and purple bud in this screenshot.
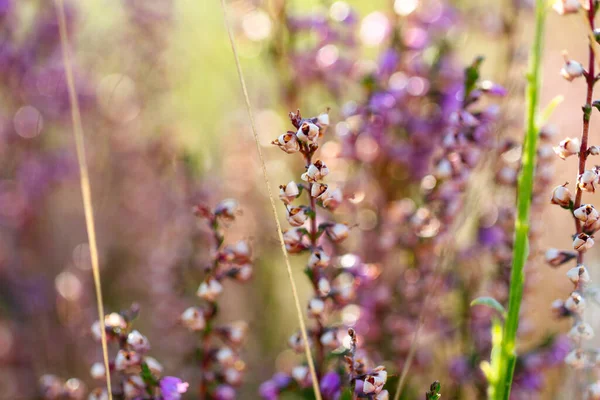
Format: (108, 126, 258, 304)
(590, 146, 600, 155)
(545, 248, 578, 267)
(565, 349, 587, 369)
(214, 199, 239, 220)
(550, 184, 573, 207)
(220, 321, 248, 346)
(224, 368, 244, 386)
(320, 330, 338, 348)
(317, 277, 331, 296)
(233, 264, 253, 282)
(90, 362, 106, 380)
(197, 278, 224, 302)
(375, 391, 390, 400)
(144, 356, 163, 377)
(123, 375, 145, 399)
(288, 331, 312, 353)
(578, 169, 599, 192)
(283, 228, 307, 253)
(328, 223, 350, 242)
(311, 182, 328, 198)
(292, 365, 310, 386)
(88, 389, 109, 400)
(569, 322, 594, 340)
(126, 330, 150, 353)
(553, 137, 580, 159)
(308, 250, 330, 268)
(317, 112, 330, 128)
(181, 307, 206, 331)
(308, 297, 325, 316)
(561, 54, 585, 81)
(297, 122, 320, 143)
(115, 349, 142, 371)
(287, 207, 308, 227)
(588, 382, 600, 400)
(319, 187, 343, 209)
(565, 291, 586, 314)
(272, 132, 300, 154)
(279, 181, 300, 204)
(553, 0, 580, 15)
(573, 232, 594, 252)
(567, 265, 591, 285)
(301, 160, 329, 182)
(574, 204, 599, 227)
(215, 347, 236, 367)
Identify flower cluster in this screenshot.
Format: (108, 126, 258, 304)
(180, 199, 251, 399)
(344, 328, 389, 399)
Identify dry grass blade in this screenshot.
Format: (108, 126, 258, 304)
(53, 0, 113, 398)
(218, 1, 323, 399)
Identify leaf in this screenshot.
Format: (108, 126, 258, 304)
(470, 297, 507, 319)
(536, 95, 564, 127)
(340, 388, 354, 400)
(140, 362, 159, 394)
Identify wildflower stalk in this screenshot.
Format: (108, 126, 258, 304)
(54, 0, 112, 397)
(219, 1, 322, 398)
(493, 0, 546, 398)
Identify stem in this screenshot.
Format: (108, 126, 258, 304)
(493, 0, 546, 399)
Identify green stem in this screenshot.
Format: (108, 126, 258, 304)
(493, 0, 546, 399)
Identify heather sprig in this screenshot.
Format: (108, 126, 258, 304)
(180, 199, 252, 398)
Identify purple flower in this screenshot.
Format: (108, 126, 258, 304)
(321, 371, 341, 399)
(160, 377, 189, 400)
(259, 380, 279, 400)
(214, 384, 236, 400)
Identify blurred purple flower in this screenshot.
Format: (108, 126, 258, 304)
(160, 377, 188, 400)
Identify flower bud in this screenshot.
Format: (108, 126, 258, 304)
(181, 307, 206, 331)
(90, 362, 106, 380)
(232, 264, 253, 282)
(328, 223, 350, 242)
(567, 265, 591, 285)
(283, 228, 307, 253)
(123, 375, 145, 399)
(144, 356, 163, 377)
(224, 368, 244, 386)
(317, 277, 331, 296)
(553, 137, 580, 159)
(553, 0, 580, 15)
(573, 232, 594, 252)
(320, 330, 338, 348)
(588, 382, 600, 400)
(590, 145, 600, 155)
(311, 182, 328, 198)
(551, 299, 571, 318)
(88, 389, 109, 400)
(297, 122, 319, 143)
(565, 291, 586, 314)
(292, 365, 310, 385)
(574, 204, 599, 227)
(115, 349, 142, 371)
(317, 112, 330, 128)
(376, 391, 390, 400)
(569, 322, 594, 340)
(39, 375, 63, 399)
(219, 321, 248, 346)
(214, 199, 238, 220)
(545, 248, 578, 267)
(308, 250, 330, 268)
(215, 347, 236, 367)
(319, 187, 343, 209)
(550, 184, 573, 207)
(561, 57, 585, 82)
(279, 181, 300, 204)
(287, 207, 308, 227)
(302, 160, 329, 182)
(565, 349, 587, 369)
(272, 132, 300, 154)
(308, 297, 325, 316)
(127, 330, 150, 353)
(197, 278, 223, 301)
(288, 331, 312, 353)
(578, 169, 600, 192)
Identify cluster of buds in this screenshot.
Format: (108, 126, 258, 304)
(39, 375, 86, 400)
(86, 304, 188, 400)
(344, 328, 389, 399)
(182, 199, 251, 398)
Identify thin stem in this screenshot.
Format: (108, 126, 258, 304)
(494, 0, 546, 398)
(53, 1, 113, 398)
(218, 1, 322, 399)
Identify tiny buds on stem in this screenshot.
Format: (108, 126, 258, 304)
(319, 187, 343, 209)
(328, 223, 350, 242)
(317, 112, 330, 128)
(320, 329, 338, 348)
(569, 322, 595, 340)
(308, 297, 325, 316)
(308, 250, 330, 268)
(565, 349, 587, 369)
(578, 169, 599, 192)
(180, 307, 206, 331)
(565, 291, 586, 314)
(219, 321, 249, 346)
(145, 357, 163, 376)
(232, 264, 253, 281)
(311, 182, 328, 198)
(560, 52, 585, 82)
(123, 376, 145, 399)
(215, 199, 239, 220)
(289, 331, 313, 353)
(317, 277, 331, 296)
(567, 265, 591, 285)
(297, 122, 320, 143)
(283, 228, 307, 253)
(287, 207, 309, 227)
(273, 133, 300, 154)
(574, 204, 600, 227)
(126, 330, 150, 353)
(546, 248, 578, 267)
(553, 137, 580, 159)
(550, 184, 573, 207)
(292, 366, 310, 386)
(302, 160, 329, 182)
(553, 0, 581, 14)
(589, 146, 600, 156)
(279, 181, 300, 204)
(215, 347, 237, 367)
(90, 363, 106, 380)
(115, 349, 142, 371)
(197, 278, 224, 302)
(573, 232, 594, 252)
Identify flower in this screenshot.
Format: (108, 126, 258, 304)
(566, 265, 591, 285)
(573, 232, 594, 252)
(564, 291, 586, 314)
(553, 0, 580, 15)
(214, 199, 239, 219)
(553, 137, 580, 159)
(574, 204, 599, 227)
(308, 297, 325, 316)
(160, 377, 189, 400)
(273, 132, 300, 153)
(114, 350, 142, 371)
(328, 223, 350, 242)
(319, 187, 343, 209)
(561, 57, 585, 81)
(287, 207, 308, 226)
(279, 181, 300, 204)
(126, 330, 150, 353)
(301, 160, 329, 182)
(578, 169, 599, 192)
(320, 372, 341, 398)
(550, 185, 573, 208)
(569, 322, 594, 340)
(197, 278, 223, 301)
(90, 362, 105, 380)
(296, 121, 320, 143)
(180, 307, 206, 331)
(308, 250, 330, 268)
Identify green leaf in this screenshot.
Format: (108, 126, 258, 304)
(140, 362, 159, 394)
(470, 297, 507, 319)
(340, 388, 354, 400)
(536, 95, 563, 127)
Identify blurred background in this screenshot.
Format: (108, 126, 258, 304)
(0, 0, 597, 399)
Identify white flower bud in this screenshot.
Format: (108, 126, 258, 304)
(297, 122, 320, 143)
(221, 321, 248, 346)
(127, 330, 150, 353)
(224, 368, 243, 386)
(144, 356, 163, 377)
(569, 322, 594, 340)
(288, 331, 312, 353)
(272, 132, 300, 153)
(317, 113, 330, 127)
(574, 204, 599, 227)
(553, 137, 580, 159)
(311, 182, 328, 198)
(115, 349, 142, 371)
(319, 187, 343, 209)
(567, 265, 591, 285)
(553, 0, 580, 15)
(39, 375, 63, 399)
(88, 388, 109, 400)
(320, 330, 338, 348)
(283, 228, 306, 253)
(292, 365, 309, 384)
(376, 390, 390, 400)
(573, 232, 594, 252)
(561, 58, 585, 82)
(301, 160, 329, 182)
(279, 181, 299, 204)
(308, 297, 325, 316)
(197, 278, 223, 302)
(123, 375, 145, 399)
(215, 347, 236, 366)
(234, 264, 253, 281)
(545, 248, 577, 267)
(308, 250, 330, 268)
(63, 378, 86, 400)
(328, 223, 350, 242)
(181, 307, 206, 331)
(105, 312, 127, 330)
(550, 184, 573, 207)
(435, 158, 453, 179)
(588, 382, 600, 400)
(90, 362, 106, 380)
(317, 277, 331, 296)
(565, 349, 587, 369)
(214, 199, 238, 219)
(578, 169, 600, 192)
(565, 291, 586, 314)
(287, 207, 308, 227)
(590, 146, 600, 155)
